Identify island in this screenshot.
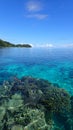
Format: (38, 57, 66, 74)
(0, 39, 32, 48)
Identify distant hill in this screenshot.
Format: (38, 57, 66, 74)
(0, 39, 32, 48)
(15, 44, 32, 48)
(0, 39, 15, 47)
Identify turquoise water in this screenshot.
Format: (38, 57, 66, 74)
(0, 47, 73, 95)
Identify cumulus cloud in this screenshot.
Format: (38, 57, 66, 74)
(25, 0, 48, 20)
(26, 0, 42, 12)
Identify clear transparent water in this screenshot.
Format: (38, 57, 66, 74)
(0, 47, 73, 95)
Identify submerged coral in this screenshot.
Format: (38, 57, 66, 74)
(0, 76, 72, 130)
(39, 86, 71, 114)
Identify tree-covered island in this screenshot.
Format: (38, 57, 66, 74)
(0, 39, 32, 48)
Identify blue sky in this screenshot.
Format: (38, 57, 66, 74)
(0, 0, 73, 45)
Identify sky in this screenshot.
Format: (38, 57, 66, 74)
(0, 0, 73, 46)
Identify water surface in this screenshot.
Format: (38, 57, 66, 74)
(0, 47, 73, 95)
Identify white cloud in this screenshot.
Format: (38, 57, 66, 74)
(32, 43, 73, 48)
(26, 0, 42, 12)
(32, 44, 54, 48)
(25, 0, 48, 20)
(25, 14, 48, 20)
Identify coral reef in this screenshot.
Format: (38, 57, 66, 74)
(0, 76, 72, 130)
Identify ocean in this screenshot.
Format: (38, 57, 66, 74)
(0, 47, 73, 130)
(0, 47, 73, 95)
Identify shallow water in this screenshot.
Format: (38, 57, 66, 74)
(0, 47, 73, 95)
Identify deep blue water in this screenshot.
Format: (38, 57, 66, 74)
(0, 47, 73, 95)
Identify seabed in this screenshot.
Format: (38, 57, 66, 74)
(0, 76, 73, 130)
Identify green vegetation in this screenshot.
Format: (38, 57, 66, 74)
(0, 39, 15, 47)
(15, 44, 32, 48)
(0, 39, 32, 48)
